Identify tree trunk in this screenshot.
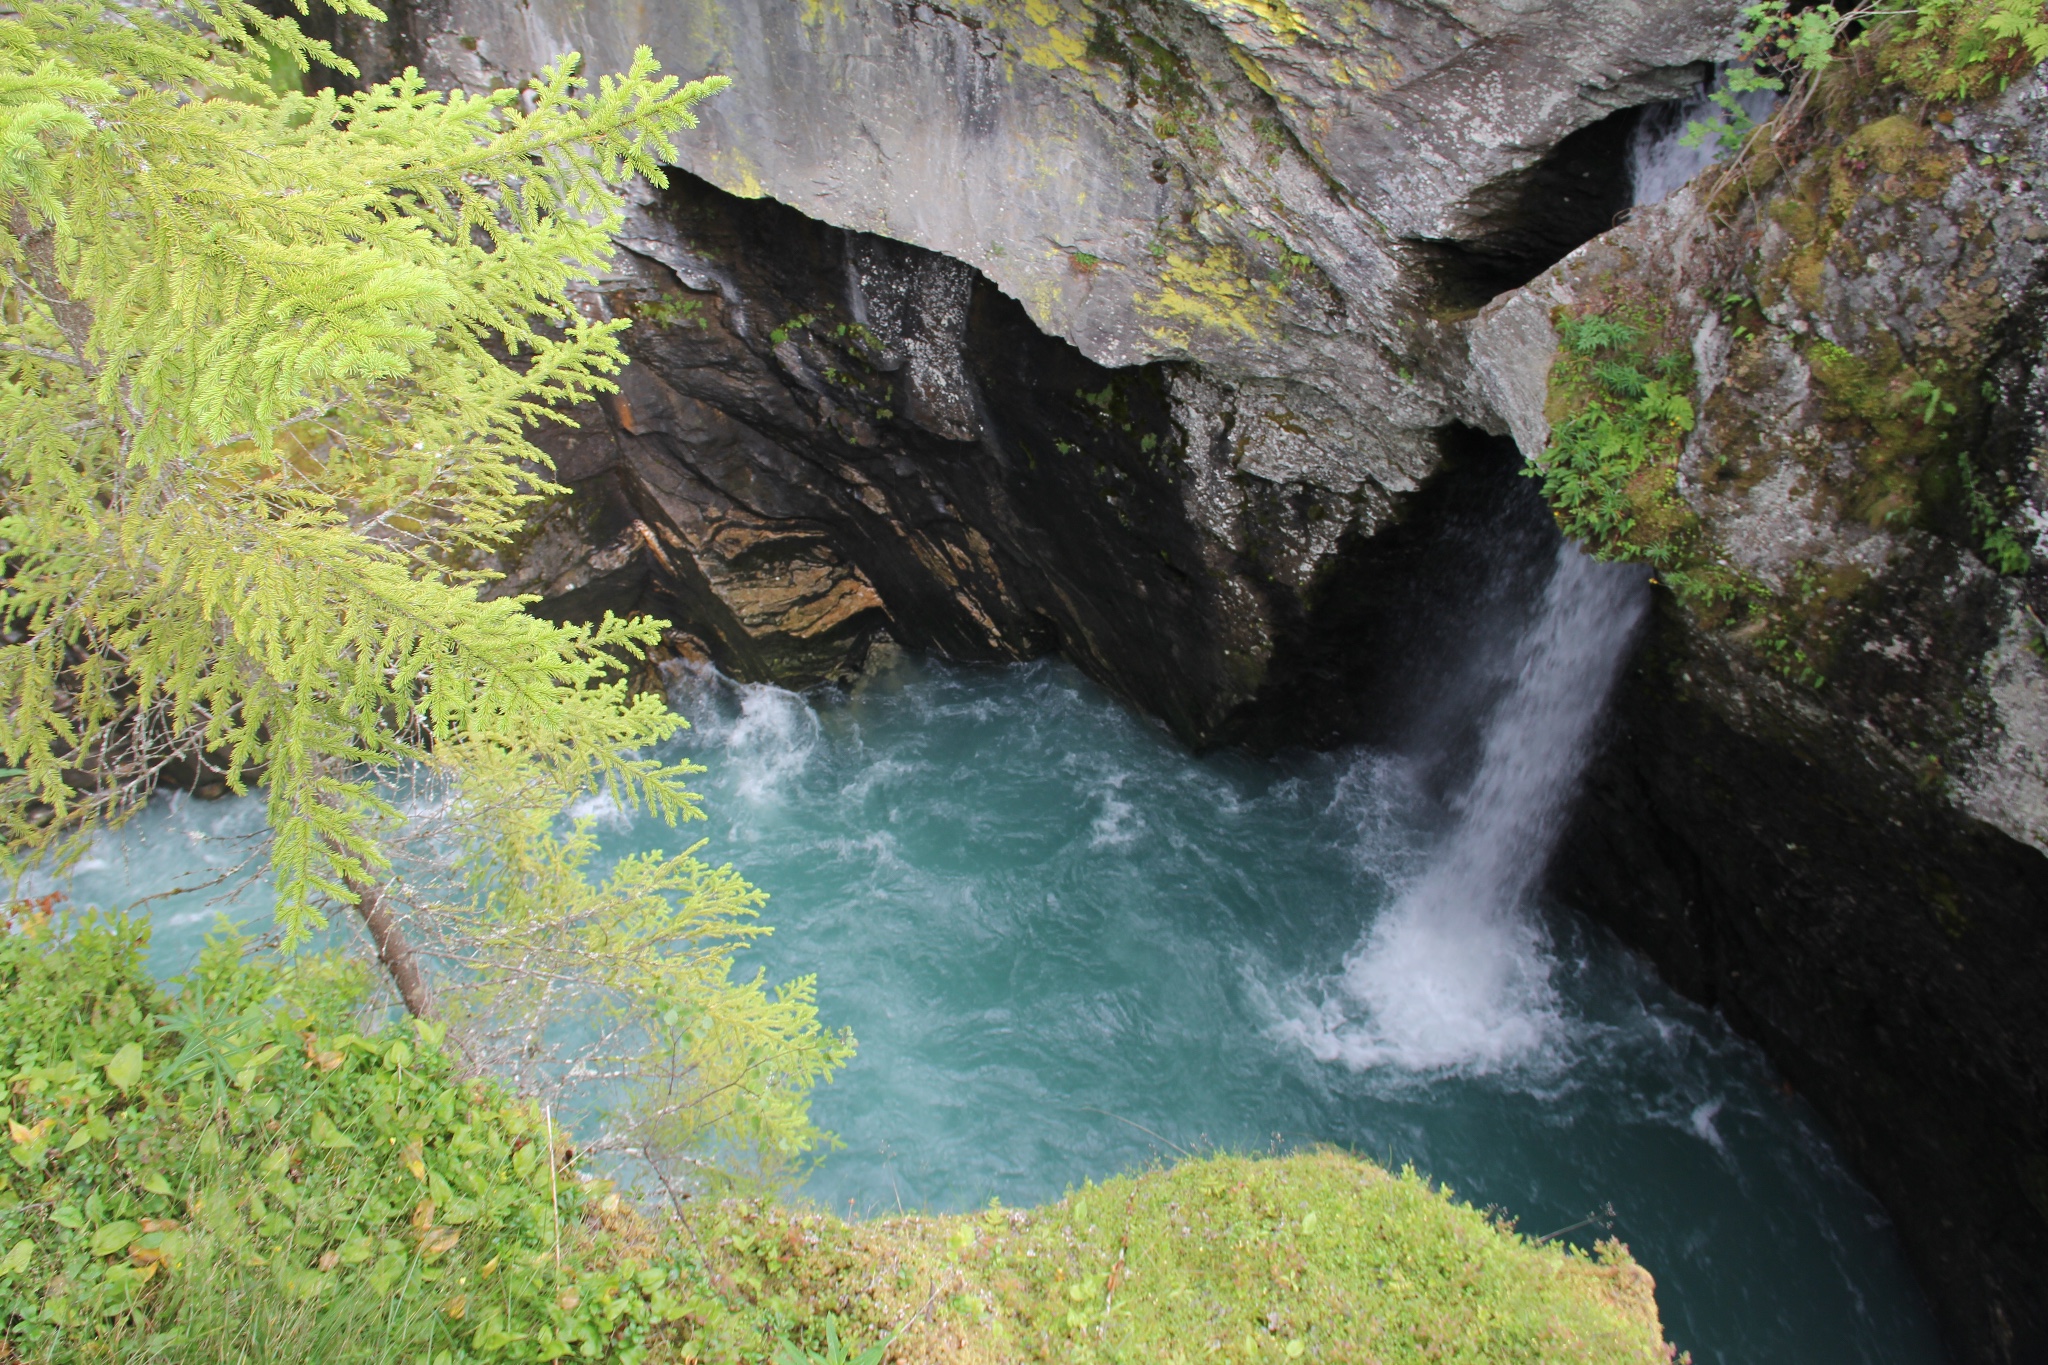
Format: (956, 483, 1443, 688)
(344, 871, 434, 1020)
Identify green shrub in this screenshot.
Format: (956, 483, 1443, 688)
(1530, 312, 1699, 568)
(1878, 0, 2048, 99)
(1679, 0, 2048, 179)
(0, 0, 850, 1210)
(0, 908, 704, 1362)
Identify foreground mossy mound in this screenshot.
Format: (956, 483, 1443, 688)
(747, 1153, 1672, 1364)
(0, 913, 1672, 1363)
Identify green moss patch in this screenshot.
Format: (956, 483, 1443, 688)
(1530, 296, 1839, 685)
(743, 1152, 1671, 1365)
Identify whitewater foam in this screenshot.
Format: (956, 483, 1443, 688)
(668, 666, 822, 806)
(1629, 69, 1781, 208)
(565, 788, 634, 831)
(1294, 543, 1648, 1075)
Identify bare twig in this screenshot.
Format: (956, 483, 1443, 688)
(1079, 1106, 1191, 1159)
(0, 342, 86, 367)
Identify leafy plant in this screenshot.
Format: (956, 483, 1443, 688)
(0, 909, 715, 1362)
(769, 313, 819, 346)
(1957, 451, 2034, 574)
(1677, 0, 1872, 154)
(1903, 377, 1958, 424)
(1882, 0, 2048, 95)
(1559, 315, 1642, 356)
(774, 1313, 887, 1365)
(1685, 0, 2048, 188)
(0, 0, 850, 1195)
(1984, 0, 2048, 59)
(636, 294, 710, 331)
(1531, 313, 1698, 556)
(1682, 62, 1794, 154)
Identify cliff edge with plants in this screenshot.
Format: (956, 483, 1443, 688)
(1470, 11, 2048, 1356)
(0, 913, 1673, 1363)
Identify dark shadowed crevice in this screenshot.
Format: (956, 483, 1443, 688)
(513, 167, 1271, 738)
(1213, 426, 1561, 763)
(1405, 100, 1665, 313)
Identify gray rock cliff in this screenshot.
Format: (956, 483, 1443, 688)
(1488, 69, 2048, 1362)
(329, 0, 1728, 567)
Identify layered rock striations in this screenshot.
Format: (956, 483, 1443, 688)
(489, 179, 1279, 738)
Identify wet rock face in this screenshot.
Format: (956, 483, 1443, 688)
(498, 169, 1592, 746)
(317, 0, 1729, 743)
(1487, 72, 2048, 1364)
(1557, 607, 2048, 1365)
(497, 174, 1349, 738)
(325, 0, 1728, 554)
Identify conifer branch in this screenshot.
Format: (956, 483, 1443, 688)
(0, 0, 850, 1193)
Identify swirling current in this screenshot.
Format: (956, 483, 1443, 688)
(68, 641, 1940, 1365)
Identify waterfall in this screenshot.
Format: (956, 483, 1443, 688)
(1299, 544, 1650, 1073)
(1289, 66, 1765, 1074)
(1628, 68, 1781, 208)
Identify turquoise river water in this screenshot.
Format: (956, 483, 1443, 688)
(60, 650, 1945, 1365)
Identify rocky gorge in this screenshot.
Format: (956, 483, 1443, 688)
(305, 2, 2048, 1359)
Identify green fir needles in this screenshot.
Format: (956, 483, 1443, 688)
(0, 1, 849, 1195)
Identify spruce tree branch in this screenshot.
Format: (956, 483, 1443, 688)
(0, 342, 85, 367)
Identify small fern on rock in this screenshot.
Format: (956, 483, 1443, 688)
(1530, 311, 1698, 562)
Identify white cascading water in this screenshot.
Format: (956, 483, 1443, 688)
(1627, 67, 1781, 208)
(1301, 546, 1649, 1072)
(1290, 95, 1753, 1074)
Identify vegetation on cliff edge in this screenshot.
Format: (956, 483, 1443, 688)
(1533, 0, 2044, 688)
(0, 913, 1675, 1364)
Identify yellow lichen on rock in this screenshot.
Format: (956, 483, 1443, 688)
(1007, 0, 1096, 72)
(1231, 46, 1279, 94)
(1139, 242, 1278, 340)
(1186, 0, 1314, 43)
(796, 0, 846, 30)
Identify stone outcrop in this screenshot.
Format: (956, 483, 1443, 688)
(487, 178, 1281, 737)
(315, 0, 1733, 720)
(1471, 70, 2048, 1364)
(478, 172, 1604, 745)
